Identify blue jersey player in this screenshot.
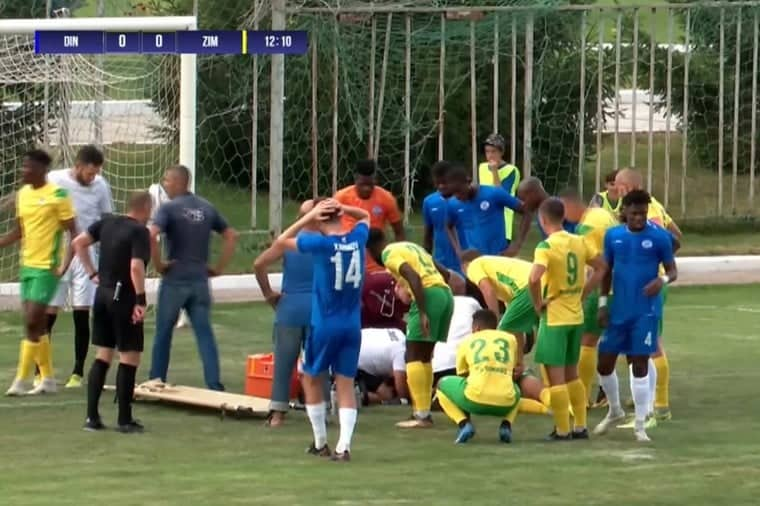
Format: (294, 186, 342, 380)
(593, 190, 677, 442)
(444, 162, 531, 257)
(422, 161, 467, 274)
(275, 198, 370, 462)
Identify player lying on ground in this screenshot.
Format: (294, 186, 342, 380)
(274, 198, 370, 462)
(529, 197, 606, 441)
(366, 230, 456, 429)
(74, 192, 152, 433)
(3, 150, 77, 396)
(356, 327, 409, 405)
(593, 190, 677, 443)
(436, 309, 523, 444)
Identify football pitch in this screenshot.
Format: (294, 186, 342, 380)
(1, 285, 758, 506)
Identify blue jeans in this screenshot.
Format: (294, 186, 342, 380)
(149, 279, 224, 390)
(270, 323, 331, 412)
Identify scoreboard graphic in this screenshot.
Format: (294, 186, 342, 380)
(34, 30, 307, 55)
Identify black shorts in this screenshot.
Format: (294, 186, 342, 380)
(92, 286, 144, 352)
(356, 369, 387, 393)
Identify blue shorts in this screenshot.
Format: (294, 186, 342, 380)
(303, 321, 361, 378)
(598, 314, 659, 357)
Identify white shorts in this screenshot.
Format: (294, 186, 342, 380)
(50, 250, 97, 308)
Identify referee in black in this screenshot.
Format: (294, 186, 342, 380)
(72, 191, 152, 433)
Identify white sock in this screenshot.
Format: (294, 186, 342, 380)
(632, 376, 650, 431)
(335, 408, 357, 454)
(628, 364, 635, 402)
(647, 359, 657, 413)
(305, 403, 328, 449)
(598, 372, 622, 413)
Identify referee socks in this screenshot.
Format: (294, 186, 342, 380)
(116, 363, 138, 426)
(87, 359, 110, 421)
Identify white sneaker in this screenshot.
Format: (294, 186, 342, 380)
(176, 311, 188, 329)
(27, 377, 57, 395)
(593, 408, 626, 435)
(5, 379, 31, 396)
(634, 429, 651, 442)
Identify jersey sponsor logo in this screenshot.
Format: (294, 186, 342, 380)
(183, 208, 206, 222)
(641, 239, 653, 249)
(480, 201, 490, 211)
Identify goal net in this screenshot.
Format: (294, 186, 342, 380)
(0, 17, 194, 283)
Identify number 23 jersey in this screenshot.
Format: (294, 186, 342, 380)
(296, 222, 369, 327)
(457, 329, 519, 407)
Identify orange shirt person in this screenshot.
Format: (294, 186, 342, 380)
(335, 159, 405, 273)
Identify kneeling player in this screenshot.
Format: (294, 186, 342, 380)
(436, 309, 522, 444)
(593, 190, 677, 442)
(75, 192, 152, 433)
(356, 327, 409, 405)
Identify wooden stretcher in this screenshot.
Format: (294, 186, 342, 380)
(128, 379, 270, 418)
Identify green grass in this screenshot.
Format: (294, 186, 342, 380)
(1, 285, 759, 505)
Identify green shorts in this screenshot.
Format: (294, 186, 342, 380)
(534, 318, 583, 367)
(658, 284, 669, 336)
(498, 287, 538, 334)
(20, 267, 59, 305)
(437, 375, 520, 418)
(583, 290, 609, 336)
(407, 285, 454, 343)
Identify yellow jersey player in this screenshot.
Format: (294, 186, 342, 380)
(436, 309, 522, 444)
(367, 231, 455, 429)
(615, 168, 681, 421)
(2, 150, 77, 396)
(528, 198, 606, 441)
(589, 170, 622, 216)
(460, 250, 537, 351)
(559, 188, 618, 405)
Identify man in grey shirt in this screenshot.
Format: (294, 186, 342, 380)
(48, 145, 113, 388)
(148, 165, 238, 390)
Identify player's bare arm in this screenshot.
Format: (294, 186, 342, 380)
(597, 262, 613, 329)
(0, 218, 22, 248)
(338, 203, 370, 225)
(390, 219, 406, 241)
(422, 221, 433, 253)
(253, 241, 286, 308)
(398, 263, 430, 336)
(504, 203, 533, 257)
(644, 259, 678, 297)
(209, 227, 238, 277)
(276, 200, 331, 242)
(528, 263, 546, 316)
(72, 231, 99, 284)
(393, 370, 410, 401)
(582, 256, 608, 300)
(148, 224, 171, 274)
(57, 218, 78, 277)
(130, 257, 147, 324)
(445, 224, 463, 258)
(478, 279, 501, 316)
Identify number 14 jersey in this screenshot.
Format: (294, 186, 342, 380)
(296, 222, 369, 328)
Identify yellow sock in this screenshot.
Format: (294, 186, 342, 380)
(566, 379, 588, 429)
(539, 387, 551, 408)
(653, 354, 670, 408)
(518, 398, 549, 415)
(406, 361, 431, 416)
(578, 345, 597, 401)
(37, 334, 53, 379)
(436, 389, 467, 425)
(16, 340, 39, 381)
(504, 404, 519, 424)
(421, 362, 434, 412)
(549, 385, 571, 435)
(539, 365, 550, 387)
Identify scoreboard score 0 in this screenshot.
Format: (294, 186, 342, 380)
(34, 30, 307, 55)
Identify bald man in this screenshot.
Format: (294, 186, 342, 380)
(517, 177, 579, 239)
(612, 168, 679, 422)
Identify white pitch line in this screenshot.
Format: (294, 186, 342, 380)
(0, 399, 85, 409)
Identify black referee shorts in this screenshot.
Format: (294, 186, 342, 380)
(92, 286, 144, 353)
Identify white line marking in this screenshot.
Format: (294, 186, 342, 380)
(0, 399, 85, 409)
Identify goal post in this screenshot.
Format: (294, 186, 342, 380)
(0, 15, 198, 191)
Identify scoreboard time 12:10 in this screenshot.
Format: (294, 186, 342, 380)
(34, 30, 307, 55)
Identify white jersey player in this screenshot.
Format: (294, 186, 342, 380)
(47, 145, 113, 388)
(356, 328, 409, 404)
(148, 181, 189, 329)
(432, 296, 483, 384)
